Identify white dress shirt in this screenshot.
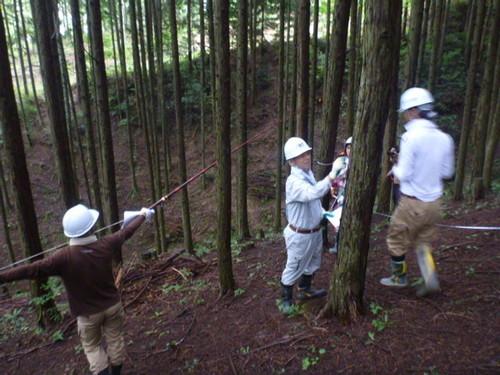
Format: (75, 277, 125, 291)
(392, 118, 455, 202)
(285, 166, 331, 229)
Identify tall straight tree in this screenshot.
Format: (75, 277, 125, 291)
(167, 0, 194, 255)
(88, 0, 119, 238)
(454, 0, 486, 200)
(213, 0, 235, 295)
(236, 0, 250, 240)
(187, 0, 193, 73)
(471, 0, 499, 199)
(250, 0, 257, 105)
(428, 0, 445, 92)
(321, 0, 401, 322)
(416, 0, 430, 83)
(69, 0, 103, 220)
(199, 0, 207, 190)
(317, 0, 351, 179)
(31, 0, 78, 208)
(483, 43, 500, 190)
(295, 0, 310, 141)
(378, 0, 402, 213)
(0, 7, 58, 326)
(274, 0, 285, 232)
(18, 0, 43, 125)
(307, 0, 319, 146)
(346, 0, 358, 136)
(404, 0, 424, 89)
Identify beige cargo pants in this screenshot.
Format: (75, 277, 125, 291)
(387, 196, 442, 257)
(77, 302, 125, 374)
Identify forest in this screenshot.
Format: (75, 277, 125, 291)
(0, 0, 499, 374)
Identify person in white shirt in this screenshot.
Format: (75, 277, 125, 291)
(328, 136, 352, 253)
(380, 87, 454, 297)
(280, 137, 337, 313)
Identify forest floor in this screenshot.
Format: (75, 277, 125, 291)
(1, 47, 500, 374)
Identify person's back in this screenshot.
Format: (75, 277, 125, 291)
(395, 118, 454, 202)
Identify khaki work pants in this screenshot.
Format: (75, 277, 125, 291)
(386, 196, 442, 257)
(77, 302, 125, 374)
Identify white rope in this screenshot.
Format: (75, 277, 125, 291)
(0, 220, 126, 272)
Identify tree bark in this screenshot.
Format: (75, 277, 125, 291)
(70, 0, 103, 218)
(32, 0, 78, 208)
(88, 0, 119, 242)
(168, 0, 194, 255)
(213, 0, 235, 296)
(199, 0, 207, 190)
(320, 0, 401, 323)
(416, 0, 430, 84)
(274, 0, 285, 232)
(428, 0, 445, 92)
(317, 0, 351, 179)
(404, 0, 424, 89)
(454, 0, 486, 200)
(295, 0, 309, 141)
(0, 7, 59, 326)
(377, 2, 403, 214)
(307, 0, 320, 148)
(346, 0, 358, 136)
(236, 0, 250, 240)
(472, 0, 499, 199)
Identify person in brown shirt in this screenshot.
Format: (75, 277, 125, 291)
(0, 204, 154, 375)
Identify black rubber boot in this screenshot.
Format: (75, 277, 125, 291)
(279, 283, 294, 314)
(296, 274, 326, 301)
(97, 368, 110, 375)
(111, 364, 122, 375)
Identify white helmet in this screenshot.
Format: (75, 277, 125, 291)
(399, 87, 434, 112)
(345, 136, 352, 146)
(284, 137, 312, 160)
(62, 204, 99, 238)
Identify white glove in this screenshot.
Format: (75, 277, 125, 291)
(328, 170, 337, 181)
(140, 207, 155, 222)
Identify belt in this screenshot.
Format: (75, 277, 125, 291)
(289, 224, 322, 234)
(402, 193, 420, 201)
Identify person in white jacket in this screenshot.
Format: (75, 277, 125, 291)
(280, 137, 337, 313)
(380, 87, 454, 297)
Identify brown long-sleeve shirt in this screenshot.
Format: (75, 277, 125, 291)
(0, 216, 145, 317)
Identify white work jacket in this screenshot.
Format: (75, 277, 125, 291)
(392, 118, 455, 202)
(285, 166, 331, 230)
